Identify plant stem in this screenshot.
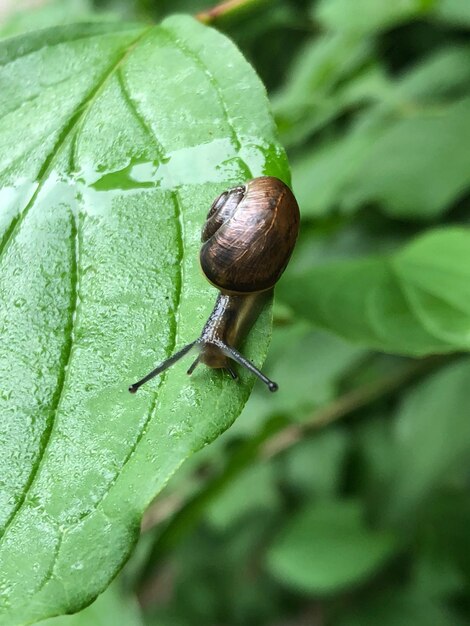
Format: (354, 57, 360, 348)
(196, 0, 261, 23)
(261, 357, 443, 458)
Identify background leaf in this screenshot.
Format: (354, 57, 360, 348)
(279, 228, 470, 355)
(345, 97, 470, 219)
(291, 49, 470, 219)
(334, 589, 467, 626)
(387, 358, 470, 518)
(434, 0, 470, 27)
(266, 500, 398, 593)
(315, 0, 433, 35)
(0, 0, 102, 39)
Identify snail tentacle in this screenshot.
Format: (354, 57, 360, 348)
(129, 341, 197, 393)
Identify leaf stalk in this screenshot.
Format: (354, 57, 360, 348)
(196, 0, 262, 23)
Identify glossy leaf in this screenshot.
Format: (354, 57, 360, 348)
(38, 582, 143, 626)
(0, 17, 288, 625)
(0, 0, 98, 39)
(279, 228, 470, 355)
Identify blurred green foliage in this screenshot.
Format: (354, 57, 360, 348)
(3, 0, 470, 624)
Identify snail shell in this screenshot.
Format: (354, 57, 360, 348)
(200, 176, 300, 295)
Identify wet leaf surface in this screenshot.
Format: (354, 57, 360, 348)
(0, 17, 288, 624)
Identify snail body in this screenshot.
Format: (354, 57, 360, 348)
(129, 176, 300, 393)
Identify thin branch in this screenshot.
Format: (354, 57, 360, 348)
(196, 0, 261, 23)
(261, 357, 443, 458)
(140, 493, 183, 534)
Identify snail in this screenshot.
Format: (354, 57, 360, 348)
(129, 176, 300, 394)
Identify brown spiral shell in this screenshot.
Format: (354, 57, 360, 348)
(200, 176, 300, 295)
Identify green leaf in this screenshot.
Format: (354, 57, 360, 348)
(273, 33, 372, 147)
(314, 0, 433, 35)
(276, 0, 447, 150)
(281, 430, 349, 498)
(388, 359, 470, 516)
(291, 48, 470, 219)
(236, 324, 366, 432)
(345, 97, 470, 219)
(395, 45, 470, 102)
(205, 462, 280, 530)
(37, 582, 143, 626)
(0, 17, 288, 625)
(0, 0, 100, 40)
(266, 500, 398, 593)
(279, 228, 470, 355)
(291, 120, 379, 218)
(272, 0, 436, 147)
(420, 490, 470, 585)
(334, 589, 467, 626)
(292, 94, 470, 220)
(413, 548, 465, 600)
(434, 0, 470, 28)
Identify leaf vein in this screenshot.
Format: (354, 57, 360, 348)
(0, 25, 143, 69)
(64, 68, 187, 528)
(0, 210, 78, 543)
(159, 26, 246, 158)
(0, 26, 151, 268)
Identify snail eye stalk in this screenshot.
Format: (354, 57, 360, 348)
(128, 339, 278, 392)
(226, 366, 237, 380)
(186, 356, 200, 376)
(129, 341, 196, 393)
(219, 343, 278, 392)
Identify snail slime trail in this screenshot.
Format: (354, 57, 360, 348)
(129, 177, 300, 393)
